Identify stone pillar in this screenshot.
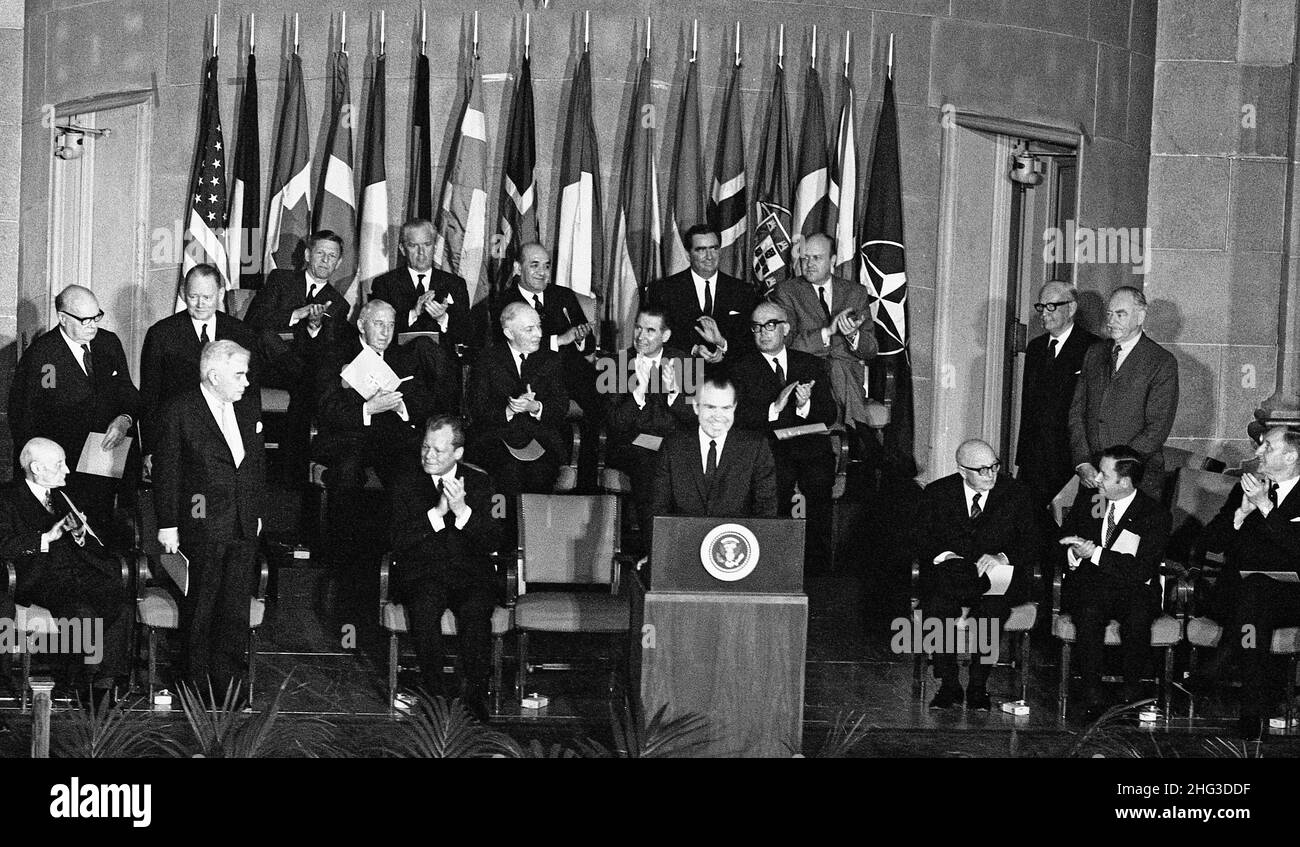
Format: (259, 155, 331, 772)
(0, 0, 23, 478)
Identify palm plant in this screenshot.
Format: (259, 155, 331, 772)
(53, 691, 181, 759)
(574, 699, 711, 758)
(1063, 699, 1172, 758)
(177, 677, 335, 758)
(382, 694, 519, 758)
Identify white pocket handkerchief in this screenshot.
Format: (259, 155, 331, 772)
(255, 421, 264, 433)
(1289, 516, 1300, 523)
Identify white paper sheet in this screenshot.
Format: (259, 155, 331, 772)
(1112, 528, 1141, 556)
(1240, 570, 1300, 583)
(632, 433, 663, 451)
(75, 432, 132, 479)
(774, 422, 829, 440)
(984, 562, 1015, 596)
(159, 551, 190, 596)
(339, 347, 407, 400)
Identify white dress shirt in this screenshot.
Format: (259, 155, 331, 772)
(1070, 488, 1138, 567)
(426, 465, 472, 532)
(932, 482, 1009, 567)
(632, 349, 680, 409)
(1112, 331, 1142, 372)
(288, 272, 329, 336)
(698, 428, 728, 475)
(1048, 322, 1074, 357)
(192, 316, 217, 343)
(408, 267, 451, 333)
(59, 329, 93, 376)
(504, 344, 544, 422)
(765, 347, 811, 422)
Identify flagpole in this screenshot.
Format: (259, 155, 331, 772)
(379, 10, 385, 56)
(341, 11, 347, 55)
(645, 15, 650, 59)
(778, 23, 783, 69)
(735, 21, 741, 67)
(474, 11, 480, 59)
(887, 33, 894, 80)
(843, 30, 850, 77)
(690, 19, 697, 63)
(421, 7, 426, 55)
(585, 10, 590, 53)
(811, 25, 817, 69)
(293, 13, 299, 55)
(212, 12, 218, 57)
(249, 12, 254, 55)
(525, 13, 530, 60)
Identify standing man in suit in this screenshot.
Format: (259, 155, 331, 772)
(8, 285, 141, 533)
(153, 341, 266, 698)
(730, 302, 838, 573)
(650, 377, 778, 542)
(1016, 282, 1098, 510)
(0, 438, 131, 697)
(913, 439, 1037, 710)
(648, 224, 758, 370)
(604, 306, 697, 548)
(390, 415, 504, 720)
(140, 264, 264, 474)
(1069, 286, 1179, 500)
(243, 230, 350, 482)
(771, 234, 878, 450)
(467, 302, 570, 502)
(368, 218, 474, 346)
(1059, 446, 1170, 722)
(1198, 426, 1300, 737)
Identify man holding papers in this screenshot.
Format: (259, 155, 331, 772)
(8, 285, 141, 535)
(1058, 446, 1170, 722)
(914, 439, 1037, 710)
(153, 341, 265, 699)
(605, 306, 696, 550)
(730, 301, 837, 573)
(1200, 426, 1300, 738)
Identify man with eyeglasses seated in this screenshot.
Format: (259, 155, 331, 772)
(729, 302, 838, 573)
(914, 439, 1037, 710)
(8, 285, 141, 535)
(1058, 446, 1170, 724)
(1016, 282, 1098, 514)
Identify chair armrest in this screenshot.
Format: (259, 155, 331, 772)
(909, 559, 921, 614)
(116, 553, 132, 592)
(829, 425, 850, 500)
(596, 427, 609, 478)
(503, 550, 520, 605)
(254, 553, 270, 600)
(1052, 568, 1064, 617)
(379, 553, 393, 604)
(4, 560, 15, 595)
(569, 419, 582, 466)
(134, 554, 151, 598)
(611, 552, 639, 596)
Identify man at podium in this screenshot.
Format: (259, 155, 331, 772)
(649, 377, 777, 548)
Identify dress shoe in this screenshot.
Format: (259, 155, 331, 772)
(929, 683, 964, 709)
(965, 686, 991, 711)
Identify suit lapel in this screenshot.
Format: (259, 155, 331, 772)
(195, 391, 234, 464)
(689, 433, 710, 505)
(52, 332, 90, 388)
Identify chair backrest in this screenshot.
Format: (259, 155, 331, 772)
(226, 288, 256, 320)
(518, 493, 620, 587)
(1167, 466, 1238, 562)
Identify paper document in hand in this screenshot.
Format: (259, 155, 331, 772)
(1112, 529, 1141, 556)
(1240, 570, 1300, 583)
(340, 347, 405, 400)
(984, 562, 1015, 596)
(774, 423, 829, 440)
(76, 433, 132, 478)
(632, 433, 664, 451)
(160, 551, 190, 596)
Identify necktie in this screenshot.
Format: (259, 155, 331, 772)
(435, 478, 445, 503)
(221, 403, 245, 467)
(81, 344, 95, 380)
(819, 286, 831, 322)
(1048, 338, 1058, 359)
(703, 280, 714, 317)
(531, 294, 542, 312)
(1269, 481, 1279, 507)
(200, 323, 210, 345)
(308, 283, 319, 301)
(518, 352, 527, 377)
(1111, 344, 1121, 376)
(416, 274, 427, 296)
(42, 490, 53, 514)
(706, 439, 718, 478)
(1104, 502, 1117, 547)
(970, 492, 982, 520)
(773, 357, 786, 385)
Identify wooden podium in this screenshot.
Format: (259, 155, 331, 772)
(635, 517, 806, 757)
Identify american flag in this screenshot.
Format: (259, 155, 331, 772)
(181, 54, 230, 307)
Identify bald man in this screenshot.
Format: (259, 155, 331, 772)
(770, 233, 877, 428)
(914, 439, 1037, 710)
(8, 285, 141, 533)
(0, 438, 130, 696)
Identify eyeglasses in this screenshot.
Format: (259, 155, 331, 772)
(59, 309, 105, 327)
(750, 320, 787, 333)
(1033, 300, 1075, 314)
(959, 461, 1001, 477)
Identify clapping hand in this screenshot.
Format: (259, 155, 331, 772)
(975, 553, 1002, 577)
(793, 380, 813, 407)
(660, 359, 678, 395)
(773, 381, 799, 414)
(365, 389, 405, 415)
(1241, 472, 1270, 512)
(833, 308, 862, 337)
(695, 316, 724, 347)
(444, 475, 468, 516)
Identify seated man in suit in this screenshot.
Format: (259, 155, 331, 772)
(154, 341, 266, 698)
(8, 285, 141, 534)
(390, 415, 504, 721)
(914, 439, 1037, 710)
(467, 302, 570, 503)
(0, 438, 130, 698)
(368, 218, 475, 345)
(1059, 446, 1170, 722)
(648, 224, 758, 371)
(1198, 426, 1300, 738)
(770, 233, 879, 463)
(604, 306, 697, 548)
(495, 242, 601, 488)
(244, 230, 351, 482)
(650, 377, 778, 543)
(730, 301, 837, 573)
(140, 264, 265, 475)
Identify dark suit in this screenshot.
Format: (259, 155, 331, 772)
(647, 269, 757, 365)
(8, 327, 142, 531)
(390, 463, 503, 698)
(152, 388, 266, 692)
(139, 311, 264, 453)
(649, 428, 779, 549)
(466, 344, 570, 499)
(1016, 325, 1099, 508)
(369, 266, 474, 345)
(913, 473, 1038, 687)
(0, 481, 129, 681)
(731, 348, 837, 570)
(603, 347, 697, 545)
(1060, 489, 1169, 702)
(1201, 479, 1300, 722)
(243, 269, 349, 337)
(1069, 333, 1179, 499)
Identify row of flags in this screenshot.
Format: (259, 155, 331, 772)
(180, 29, 912, 459)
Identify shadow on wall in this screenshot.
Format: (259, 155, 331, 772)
(1076, 288, 1106, 337)
(1146, 296, 1221, 447)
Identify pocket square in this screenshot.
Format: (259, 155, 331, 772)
(112, 370, 119, 377)
(1073, 370, 1082, 375)
(727, 310, 740, 316)
(255, 421, 264, 433)
(1290, 517, 1300, 523)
